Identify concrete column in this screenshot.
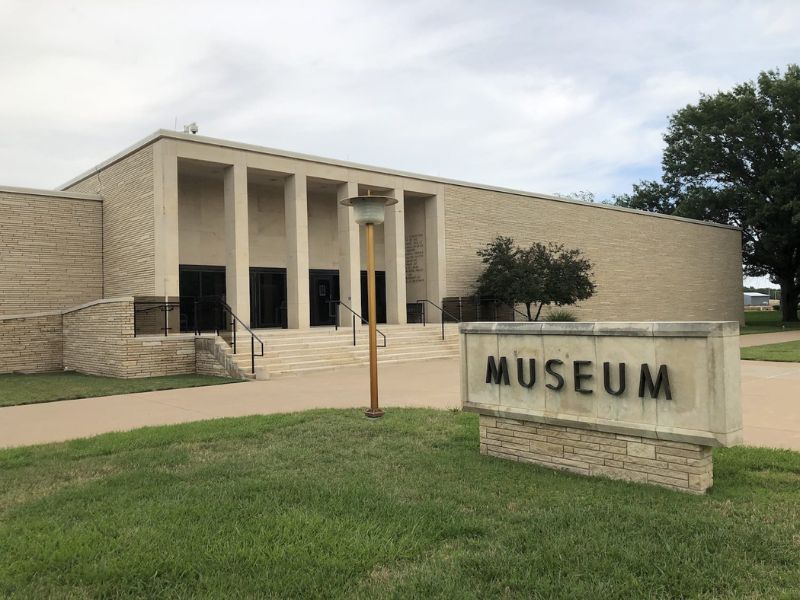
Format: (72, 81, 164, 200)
(285, 173, 310, 329)
(425, 192, 447, 324)
(224, 160, 251, 325)
(153, 140, 180, 297)
(384, 187, 407, 324)
(337, 181, 361, 324)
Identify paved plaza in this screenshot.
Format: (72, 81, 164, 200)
(1, 354, 799, 451)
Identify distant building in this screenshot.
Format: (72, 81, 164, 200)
(743, 292, 770, 306)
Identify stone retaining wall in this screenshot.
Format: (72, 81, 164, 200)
(0, 298, 237, 379)
(63, 299, 133, 377)
(480, 415, 713, 494)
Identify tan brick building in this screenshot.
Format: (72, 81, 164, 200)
(1, 129, 742, 334)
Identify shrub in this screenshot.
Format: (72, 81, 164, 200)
(544, 309, 577, 322)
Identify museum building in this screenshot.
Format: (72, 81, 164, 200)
(0, 130, 743, 378)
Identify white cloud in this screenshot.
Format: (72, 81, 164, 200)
(0, 0, 798, 198)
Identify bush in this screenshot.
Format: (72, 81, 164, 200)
(544, 309, 577, 322)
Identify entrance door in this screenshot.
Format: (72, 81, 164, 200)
(309, 270, 340, 326)
(250, 268, 287, 328)
(360, 270, 387, 324)
(179, 265, 226, 332)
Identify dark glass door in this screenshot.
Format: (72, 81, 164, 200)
(250, 268, 287, 328)
(360, 270, 387, 324)
(179, 265, 226, 332)
(309, 270, 340, 326)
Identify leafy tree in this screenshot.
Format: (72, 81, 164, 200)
(614, 65, 800, 321)
(476, 237, 596, 321)
(475, 236, 519, 309)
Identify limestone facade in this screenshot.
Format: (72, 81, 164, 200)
(444, 185, 743, 322)
(0, 130, 742, 336)
(0, 187, 102, 314)
(65, 146, 156, 297)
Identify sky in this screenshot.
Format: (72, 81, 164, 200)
(0, 0, 796, 288)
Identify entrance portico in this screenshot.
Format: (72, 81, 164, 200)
(159, 137, 446, 329)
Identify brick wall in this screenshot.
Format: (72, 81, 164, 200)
(0, 189, 102, 315)
(196, 342, 232, 377)
(0, 312, 63, 373)
(480, 415, 713, 494)
(0, 298, 241, 378)
(66, 146, 156, 297)
(63, 299, 132, 377)
(125, 337, 196, 378)
(62, 299, 198, 378)
(444, 185, 743, 322)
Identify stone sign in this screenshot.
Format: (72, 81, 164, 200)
(460, 321, 743, 493)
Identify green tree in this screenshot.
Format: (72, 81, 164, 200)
(476, 237, 596, 321)
(614, 65, 800, 321)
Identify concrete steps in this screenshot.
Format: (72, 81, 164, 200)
(224, 323, 460, 378)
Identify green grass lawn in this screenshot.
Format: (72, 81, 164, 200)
(0, 371, 241, 408)
(1, 409, 799, 599)
(741, 340, 800, 362)
(742, 309, 800, 335)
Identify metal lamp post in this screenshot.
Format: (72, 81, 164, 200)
(340, 191, 398, 418)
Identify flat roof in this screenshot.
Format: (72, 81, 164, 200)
(0, 184, 101, 202)
(57, 129, 739, 232)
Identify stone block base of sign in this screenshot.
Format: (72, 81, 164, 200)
(479, 415, 713, 494)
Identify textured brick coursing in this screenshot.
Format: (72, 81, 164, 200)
(66, 147, 156, 297)
(0, 313, 63, 373)
(444, 185, 743, 322)
(62, 300, 200, 378)
(195, 337, 247, 379)
(480, 415, 713, 494)
(0, 192, 102, 314)
(63, 301, 132, 377)
(195, 345, 232, 377)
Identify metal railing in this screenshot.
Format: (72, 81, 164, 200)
(416, 299, 460, 340)
(441, 296, 529, 323)
(329, 300, 387, 348)
(133, 297, 264, 375)
(133, 300, 181, 337)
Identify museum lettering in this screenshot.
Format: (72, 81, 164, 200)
(485, 356, 672, 400)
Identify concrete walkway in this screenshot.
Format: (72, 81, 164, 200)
(0, 360, 460, 449)
(740, 330, 800, 347)
(1, 358, 799, 451)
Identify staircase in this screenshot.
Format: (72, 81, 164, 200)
(227, 323, 460, 378)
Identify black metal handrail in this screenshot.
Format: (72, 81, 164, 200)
(194, 298, 265, 375)
(133, 301, 181, 337)
(442, 296, 530, 322)
(132, 297, 263, 375)
(416, 299, 460, 340)
(329, 300, 387, 348)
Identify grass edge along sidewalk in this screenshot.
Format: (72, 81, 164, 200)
(741, 339, 800, 362)
(742, 309, 800, 335)
(1, 409, 799, 599)
(0, 371, 241, 408)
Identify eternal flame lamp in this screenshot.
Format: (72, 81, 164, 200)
(340, 190, 398, 418)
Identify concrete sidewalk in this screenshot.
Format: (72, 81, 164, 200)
(740, 330, 800, 347)
(1, 358, 799, 451)
(0, 359, 460, 449)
